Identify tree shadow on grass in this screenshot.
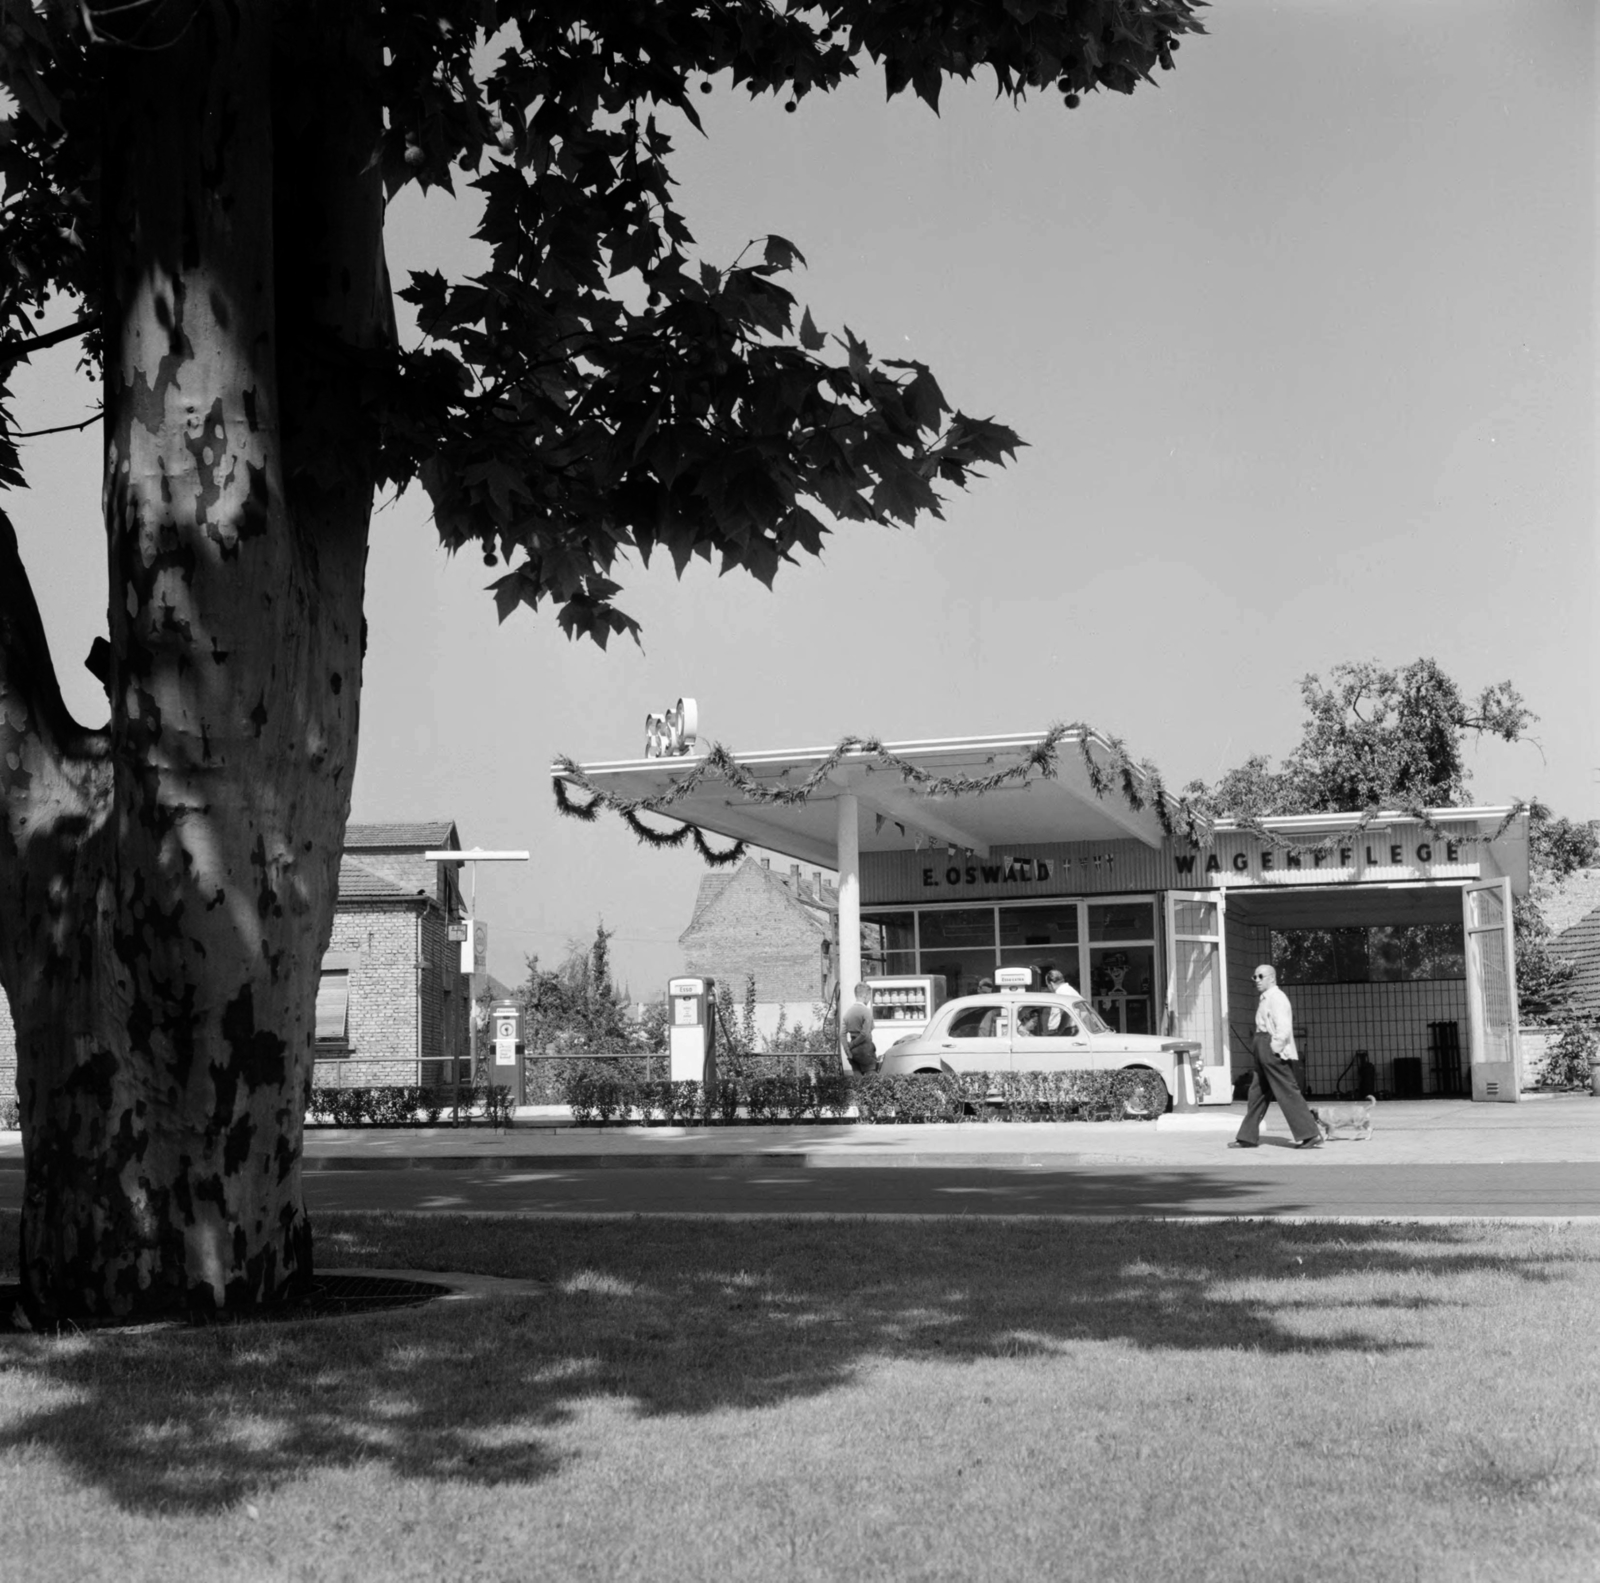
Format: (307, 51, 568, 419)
(0, 1210, 1589, 1514)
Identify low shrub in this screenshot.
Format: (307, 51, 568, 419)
(552, 1063, 1165, 1125)
(776, 1073, 820, 1121)
(850, 1069, 1167, 1124)
(0, 1096, 18, 1130)
(709, 1077, 742, 1125)
(814, 1070, 853, 1118)
(743, 1076, 782, 1123)
(744, 1074, 821, 1122)
(1539, 1023, 1597, 1090)
(665, 1080, 703, 1124)
(306, 1085, 503, 1127)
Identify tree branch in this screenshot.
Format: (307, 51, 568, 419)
(8, 411, 102, 439)
(0, 316, 100, 369)
(0, 506, 107, 771)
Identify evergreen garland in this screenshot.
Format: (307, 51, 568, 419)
(552, 725, 1526, 866)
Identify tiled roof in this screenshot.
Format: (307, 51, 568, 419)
(1554, 907, 1600, 1019)
(344, 821, 459, 851)
(336, 856, 428, 903)
(680, 856, 834, 945)
(683, 872, 736, 937)
(1541, 867, 1600, 937)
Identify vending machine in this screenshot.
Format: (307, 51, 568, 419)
(866, 976, 948, 1056)
(667, 976, 718, 1085)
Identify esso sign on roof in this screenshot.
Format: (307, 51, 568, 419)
(645, 697, 698, 758)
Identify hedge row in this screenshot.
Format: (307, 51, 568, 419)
(524, 1052, 833, 1106)
(564, 1069, 854, 1124)
(563, 1067, 1169, 1125)
(305, 1084, 515, 1127)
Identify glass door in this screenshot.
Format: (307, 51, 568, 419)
(1164, 890, 1230, 1105)
(1462, 875, 1519, 1098)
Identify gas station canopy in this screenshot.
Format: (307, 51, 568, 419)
(551, 729, 1169, 868)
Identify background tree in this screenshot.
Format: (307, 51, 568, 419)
(1188, 658, 1585, 1023)
(516, 922, 635, 1055)
(1191, 659, 1534, 821)
(0, 0, 1200, 1321)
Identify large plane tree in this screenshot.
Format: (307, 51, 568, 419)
(0, 0, 1202, 1323)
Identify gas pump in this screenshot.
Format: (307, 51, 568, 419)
(489, 999, 524, 1106)
(667, 977, 718, 1087)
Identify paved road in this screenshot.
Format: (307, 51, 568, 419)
(4, 1162, 1596, 1219)
(282, 1162, 1600, 1218)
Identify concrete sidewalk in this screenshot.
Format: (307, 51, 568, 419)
(2, 1094, 1595, 1170)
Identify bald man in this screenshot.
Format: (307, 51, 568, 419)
(1232, 964, 1322, 1149)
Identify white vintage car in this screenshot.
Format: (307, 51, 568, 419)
(878, 984, 1200, 1102)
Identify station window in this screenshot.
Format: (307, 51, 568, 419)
(997, 903, 1078, 977)
(862, 912, 916, 977)
(1086, 902, 1156, 1034)
(918, 908, 999, 999)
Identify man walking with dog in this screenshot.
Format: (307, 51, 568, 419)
(1232, 964, 1323, 1149)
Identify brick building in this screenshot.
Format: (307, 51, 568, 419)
(679, 855, 838, 1041)
(0, 819, 474, 1105)
(314, 821, 473, 1088)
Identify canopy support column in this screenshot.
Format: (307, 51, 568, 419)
(836, 791, 861, 999)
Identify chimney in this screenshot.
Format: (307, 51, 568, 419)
(813, 870, 823, 894)
(790, 863, 801, 888)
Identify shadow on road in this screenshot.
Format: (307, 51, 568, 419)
(0, 1209, 1588, 1513)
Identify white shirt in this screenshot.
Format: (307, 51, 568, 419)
(1255, 984, 1298, 1060)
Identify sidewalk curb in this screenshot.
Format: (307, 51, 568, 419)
(298, 1152, 1109, 1171)
(0, 1149, 1134, 1172)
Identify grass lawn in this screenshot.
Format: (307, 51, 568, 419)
(2, 1211, 1599, 1582)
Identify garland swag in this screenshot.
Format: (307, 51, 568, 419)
(552, 723, 1524, 867)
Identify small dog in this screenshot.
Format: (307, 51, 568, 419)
(1310, 1095, 1377, 1141)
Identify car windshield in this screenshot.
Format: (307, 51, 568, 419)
(1072, 998, 1111, 1034)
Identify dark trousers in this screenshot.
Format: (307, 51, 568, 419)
(1237, 1032, 1320, 1145)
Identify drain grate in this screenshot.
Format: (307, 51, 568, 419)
(297, 1273, 449, 1315)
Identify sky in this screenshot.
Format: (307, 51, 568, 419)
(6, 0, 1595, 1002)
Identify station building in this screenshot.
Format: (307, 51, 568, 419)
(557, 726, 1527, 1103)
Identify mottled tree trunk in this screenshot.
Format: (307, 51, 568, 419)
(0, 1, 391, 1323)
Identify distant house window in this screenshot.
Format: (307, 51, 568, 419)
(316, 970, 351, 1044)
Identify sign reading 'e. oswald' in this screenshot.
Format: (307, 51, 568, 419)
(922, 857, 1056, 889)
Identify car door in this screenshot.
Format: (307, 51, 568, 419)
(1009, 998, 1093, 1073)
(926, 1001, 1012, 1075)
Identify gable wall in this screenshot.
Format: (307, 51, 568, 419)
(681, 870, 832, 1004)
